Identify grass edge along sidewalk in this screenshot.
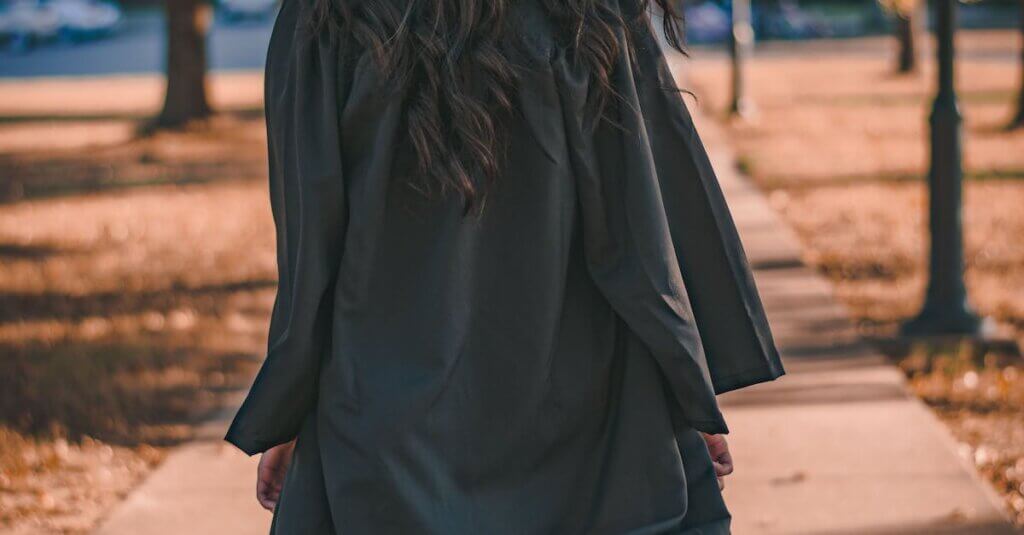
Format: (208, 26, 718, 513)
(691, 105, 1017, 532)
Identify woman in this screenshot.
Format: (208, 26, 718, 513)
(225, 0, 784, 532)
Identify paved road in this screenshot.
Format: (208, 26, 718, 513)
(0, 10, 274, 78)
(2, 10, 1016, 80)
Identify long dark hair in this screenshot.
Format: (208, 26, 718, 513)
(309, 0, 685, 213)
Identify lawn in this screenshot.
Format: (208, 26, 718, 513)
(682, 29, 1024, 525)
(0, 75, 272, 533)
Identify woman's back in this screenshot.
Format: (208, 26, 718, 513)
(226, 0, 784, 532)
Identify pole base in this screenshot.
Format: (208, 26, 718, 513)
(729, 98, 757, 121)
(900, 303, 991, 337)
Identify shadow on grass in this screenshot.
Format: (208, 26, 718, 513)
(797, 89, 1017, 108)
(757, 168, 1024, 191)
(0, 106, 264, 126)
(0, 243, 71, 261)
(0, 339, 260, 447)
(0, 161, 268, 204)
(0, 109, 270, 203)
(0, 279, 276, 324)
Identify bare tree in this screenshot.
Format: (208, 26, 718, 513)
(155, 0, 212, 128)
(881, 0, 922, 73)
(1010, 0, 1024, 129)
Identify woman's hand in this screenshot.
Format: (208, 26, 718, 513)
(701, 433, 734, 490)
(257, 440, 296, 511)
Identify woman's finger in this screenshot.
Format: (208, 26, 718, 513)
(702, 434, 735, 477)
(259, 483, 282, 509)
(713, 459, 734, 477)
(716, 449, 734, 471)
(256, 440, 296, 512)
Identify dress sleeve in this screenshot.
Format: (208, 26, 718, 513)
(627, 8, 785, 395)
(224, 0, 350, 455)
(554, 1, 784, 435)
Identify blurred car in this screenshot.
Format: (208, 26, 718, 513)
(0, 0, 61, 51)
(50, 0, 121, 42)
(684, 1, 731, 44)
(754, 0, 832, 40)
(0, 0, 120, 51)
(218, 0, 276, 23)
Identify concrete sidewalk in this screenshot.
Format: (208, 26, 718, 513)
(94, 106, 1016, 535)
(694, 113, 1016, 534)
(94, 400, 271, 535)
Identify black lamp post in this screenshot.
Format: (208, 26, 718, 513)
(729, 0, 754, 118)
(901, 0, 986, 336)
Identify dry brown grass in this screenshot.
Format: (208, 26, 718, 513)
(684, 32, 1024, 189)
(684, 29, 1024, 525)
(0, 75, 272, 533)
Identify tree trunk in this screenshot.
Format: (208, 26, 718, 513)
(1010, 0, 1024, 129)
(895, 6, 918, 73)
(156, 0, 212, 128)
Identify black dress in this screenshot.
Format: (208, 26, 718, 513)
(225, 0, 785, 532)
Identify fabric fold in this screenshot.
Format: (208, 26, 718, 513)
(554, 44, 724, 435)
(553, 2, 783, 435)
(225, 0, 350, 455)
(628, 11, 785, 394)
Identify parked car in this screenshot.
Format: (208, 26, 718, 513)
(754, 0, 832, 40)
(0, 0, 61, 51)
(684, 1, 731, 44)
(50, 0, 121, 42)
(218, 0, 276, 23)
(0, 0, 120, 51)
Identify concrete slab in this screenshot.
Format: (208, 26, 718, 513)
(94, 407, 272, 535)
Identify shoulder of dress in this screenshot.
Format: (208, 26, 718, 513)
(506, 1, 559, 64)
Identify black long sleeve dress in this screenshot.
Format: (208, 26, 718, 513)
(224, 0, 785, 532)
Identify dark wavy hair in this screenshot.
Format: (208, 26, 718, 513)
(309, 0, 685, 214)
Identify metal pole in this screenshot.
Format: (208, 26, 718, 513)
(901, 0, 985, 336)
(729, 0, 754, 118)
